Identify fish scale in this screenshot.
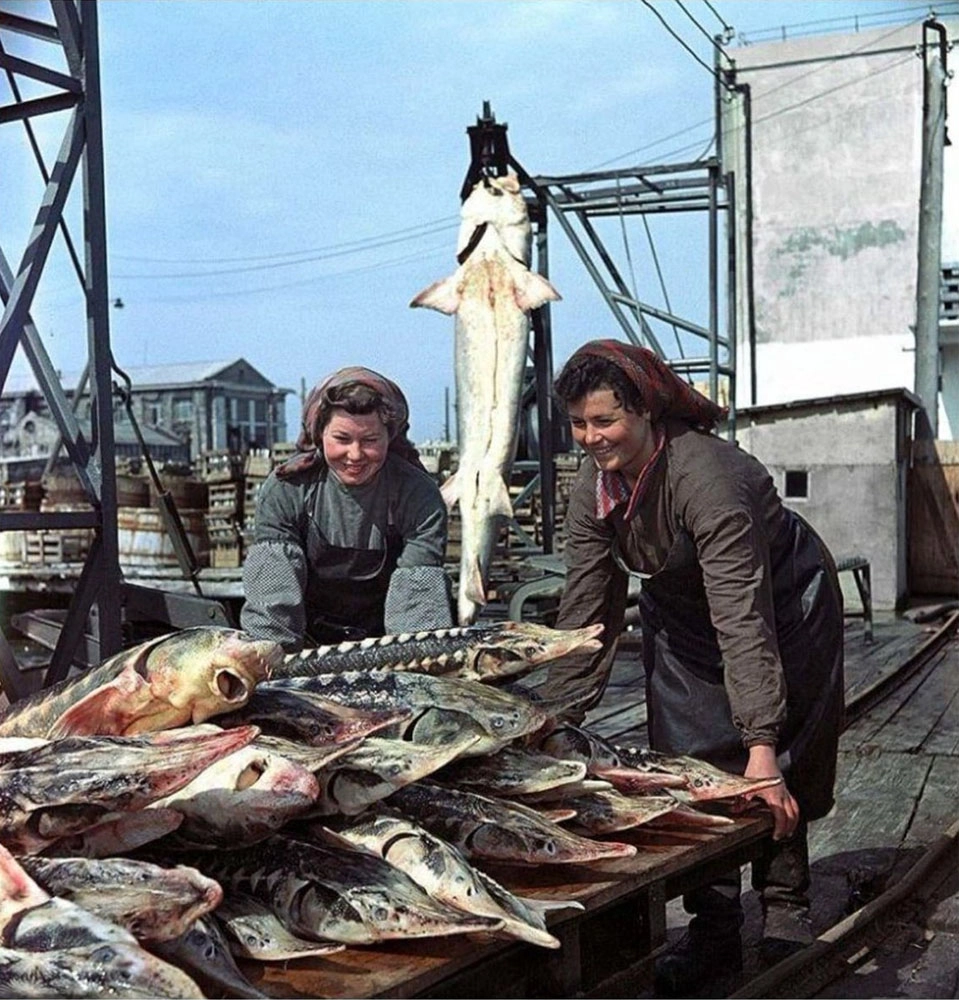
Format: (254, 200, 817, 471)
(273, 620, 604, 683)
(277, 628, 472, 676)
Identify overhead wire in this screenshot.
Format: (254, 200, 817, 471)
(702, 0, 733, 35)
(113, 220, 458, 279)
(636, 0, 735, 93)
(674, 0, 727, 52)
(590, 11, 926, 170)
(112, 214, 460, 265)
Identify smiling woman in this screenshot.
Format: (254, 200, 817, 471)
(240, 366, 454, 649)
(547, 339, 846, 995)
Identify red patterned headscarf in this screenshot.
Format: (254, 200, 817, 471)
(563, 340, 727, 431)
(275, 366, 424, 479)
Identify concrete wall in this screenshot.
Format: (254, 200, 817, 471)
(724, 20, 958, 437)
(737, 397, 912, 609)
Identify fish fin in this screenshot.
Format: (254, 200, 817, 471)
(464, 561, 487, 606)
(47, 669, 149, 737)
(516, 894, 585, 916)
(513, 269, 562, 312)
(440, 472, 459, 511)
(0, 844, 48, 926)
(492, 477, 513, 518)
(410, 274, 462, 315)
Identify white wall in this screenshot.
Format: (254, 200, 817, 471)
(724, 19, 958, 437)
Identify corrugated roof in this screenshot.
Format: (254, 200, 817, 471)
(2, 359, 265, 395)
(738, 387, 923, 418)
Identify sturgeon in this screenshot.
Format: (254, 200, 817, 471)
(309, 735, 477, 815)
(149, 742, 319, 849)
(151, 915, 271, 999)
(215, 892, 347, 961)
(389, 782, 636, 865)
(216, 685, 409, 746)
(274, 620, 603, 681)
(436, 743, 587, 797)
(0, 627, 279, 739)
(331, 815, 581, 949)
(43, 809, 184, 859)
(541, 726, 785, 800)
(0, 845, 203, 998)
(562, 791, 680, 835)
(183, 835, 503, 945)
(613, 744, 785, 803)
(19, 856, 222, 943)
(411, 172, 561, 624)
(0, 725, 258, 855)
(267, 671, 549, 755)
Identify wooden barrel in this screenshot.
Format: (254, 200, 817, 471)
(117, 507, 209, 568)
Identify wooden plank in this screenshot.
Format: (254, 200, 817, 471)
(907, 461, 959, 595)
(922, 640, 959, 756)
(808, 751, 932, 865)
(903, 755, 958, 849)
(241, 817, 771, 1000)
(840, 656, 938, 747)
(869, 648, 959, 753)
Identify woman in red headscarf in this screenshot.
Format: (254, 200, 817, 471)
(241, 366, 452, 649)
(548, 340, 844, 996)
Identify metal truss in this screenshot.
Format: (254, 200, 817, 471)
(520, 159, 737, 428)
(0, 0, 122, 696)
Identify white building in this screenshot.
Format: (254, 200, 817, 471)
(722, 17, 958, 436)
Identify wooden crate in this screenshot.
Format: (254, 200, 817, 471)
(196, 451, 243, 483)
(24, 530, 91, 565)
(244, 450, 272, 477)
(210, 544, 243, 569)
(207, 482, 242, 517)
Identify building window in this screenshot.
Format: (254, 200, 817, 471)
(173, 399, 193, 421)
(784, 469, 809, 500)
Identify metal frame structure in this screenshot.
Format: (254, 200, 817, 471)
(0, 0, 122, 696)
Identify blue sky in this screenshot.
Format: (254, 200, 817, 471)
(1, 0, 945, 441)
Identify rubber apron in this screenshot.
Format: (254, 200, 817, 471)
(302, 522, 403, 644)
(636, 507, 844, 821)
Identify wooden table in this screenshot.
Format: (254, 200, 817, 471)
(246, 814, 773, 999)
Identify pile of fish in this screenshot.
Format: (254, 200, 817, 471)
(0, 623, 783, 997)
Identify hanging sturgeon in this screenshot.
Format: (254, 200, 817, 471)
(273, 620, 603, 681)
(411, 172, 561, 624)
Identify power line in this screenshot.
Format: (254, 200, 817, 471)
(113, 220, 458, 279)
(702, 0, 732, 35)
(115, 242, 452, 304)
(589, 11, 926, 170)
(673, 0, 726, 53)
(112, 214, 459, 265)
(637, 0, 735, 92)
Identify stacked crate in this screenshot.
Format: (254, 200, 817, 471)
(200, 451, 245, 569)
(241, 450, 272, 550)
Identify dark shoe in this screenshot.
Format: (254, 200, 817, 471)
(759, 936, 809, 966)
(654, 930, 743, 998)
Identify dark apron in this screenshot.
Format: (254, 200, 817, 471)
(302, 524, 403, 645)
(637, 509, 844, 821)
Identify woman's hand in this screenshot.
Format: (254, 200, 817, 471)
(742, 743, 800, 841)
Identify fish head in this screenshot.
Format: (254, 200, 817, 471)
(467, 621, 604, 680)
(460, 173, 531, 262)
(137, 628, 280, 730)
